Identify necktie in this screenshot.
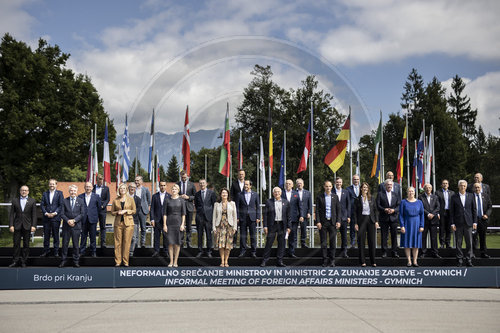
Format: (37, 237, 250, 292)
(355, 186, 359, 197)
(477, 194, 482, 218)
(202, 191, 205, 201)
(182, 182, 186, 195)
(71, 198, 75, 209)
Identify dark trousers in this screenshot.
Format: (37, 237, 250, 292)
(61, 226, 81, 263)
(349, 219, 357, 246)
(137, 211, 147, 247)
(262, 222, 286, 262)
(13, 228, 31, 264)
(79, 219, 97, 254)
(380, 220, 398, 255)
(455, 225, 473, 262)
(43, 220, 60, 254)
(197, 216, 213, 254)
(300, 220, 308, 246)
(319, 220, 337, 262)
(239, 215, 257, 255)
(473, 220, 488, 254)
(422, 223, 439, 256)
(439, 210, 451, 247)
(339, 220, 349, 251)
(98, 210, 107, 246)
(287, 221, 299, 255)
(357, 215, 376, 265)
(153, 226, 168, 252)
(182, 211, 193, 246)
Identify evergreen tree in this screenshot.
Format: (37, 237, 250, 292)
(401, 68, 425, 123)
(166, 155, 180, 182)
(130, 157, 148, 180)
(448, 75, 477, 142)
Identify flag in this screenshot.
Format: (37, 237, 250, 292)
(370, 117, 382, 178)
(396, 125, 407, 182)
(148, 110, 155, 179)
(182, 106, 191, 176)
(156, 153, 160, 192)
(425, 126, 434, 185)
(86, 131, 93, 183)
(417, 130, 425, 189)
(297, 121, 311, 173)
(115, 152, 121, 192)
(411, 142, 417, 188)
(278, 144, 285, 188)
(122, 114, 130, 182)
(237, 132, 243, 169)
(268, 105, 273, 173)
(103, 121, 111, 184)
(376, 147, 382, 184)
(218, 104, 231, 177)
(355, 150, 360, 176)
(324, 115, 350, 173)
(259, 136, 267, 191)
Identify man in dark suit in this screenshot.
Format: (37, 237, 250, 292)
(418, 183, 441, 258)
(150, 181, 170, 257)
(128, 183, 142, 257)
(377, 179, 401, 258)
(59, 185, 84, 268)
(282, 179, 301, 258)
(296, 178, 312, 248)
(93, 174, 110, 248)
(377, 171, 401, 200)
(8, 185, 37, 268)
(135, 175, 151, 248)
(260, 187, 291, 267)
(178, 170, 196, 248)
(316, 180, 341, 267)
(231, 169, 246, 245)
(450, 180, 477, 267)
(472, 182, 492, 258)
(467, 173, 491, 197)
(436, 179, 454, 249)
(40, 179, 64, 257)
(346, 174, 361, 248)
(335, 177, 351, 258)
(79, 182, 101, 257)
(236, 180, 260, 258)
(194, 179, 217, 258)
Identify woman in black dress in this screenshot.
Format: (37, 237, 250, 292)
(353, 182, 379, 267)
(163, 184, 186, 267)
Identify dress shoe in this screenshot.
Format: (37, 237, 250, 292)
(433, 254, 442, 259)
(381, 252, 387, 258)
(329, 261, 336, 267)
(457, 260, 463, 267)
(40, 252, 49, 257)
(439, 244, 445, 249)
(59, 262, 66, 268)
(186, 244, 192, 249)
(260, 261, 267, 267)
(196, 252, 203, 258)
(341, 251, 348, 258)
(277, 261, 286, 267)
(481, 253, 490, 259)
(20, 263, 26, 268)
(446, 244, 452, 249)
(238, 252, 246, 258)
(102, 244, 107, 249)
(466, 261, 473, 267)
(74, 263, 80, 268)
(8, 262, 18, 268)
(289, 254, 298, 258)
(91, 253, 97, 258)
(152, 251, 159, 257)
(322, 261, 329, 267)
(141, 245, 145, 249)
(207, 253, 213, 258)
(392, 253, 400, 258)
(301, 244, 309, 249)
(251, 253, 257, 259)
(412, 263, 419, 267)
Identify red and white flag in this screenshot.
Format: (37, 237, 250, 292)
(103, 121, 111, 184)
(182, 106, 191, 176)
(297, 121, 311, 173)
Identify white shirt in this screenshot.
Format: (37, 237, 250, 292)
(85, 193, 91, 206)
(286, 190, 292, 202)
(361, 197, 370, 215)
(426, 194, 432, 205)
(386, 191, 392, 206)
(160, 192, 166, 205)
(95, 186, 102, 197)
(136, 187, 142, 198)
(20, 196, 27, 211)
(245, 191, 251, 205)
(297, 189, 303, 201)
(459, 192, 466, 207)
(49, 190, 55, 204)
(274, 200, 283, 221)
(336, 188, 342, 200)
(325, 194, 332, 219)
(443, 189, 449, 210)
(239, 180, 244, 192)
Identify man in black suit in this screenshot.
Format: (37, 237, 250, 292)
(377, 179, 401, 258)
(260, 187, 291, 267)
(93, 174, 110, 248)
(151, 181, 170, 257)
(436, 179, 454, 249)
(450, 180, 477, 267)
(335, 177, 351, 258)
(194, 179, 217, 258)
(79, 182, 101, 257)
(296, 178, 312, 248)
(346, 174, 361, 248)
(378, 171, 401, 200)
(59, 185, 84, 268)
(231, 169, 246, 245)
(237, 180, 260, 258)
(418, 183, 441, 258)
(40, 179, 64, 257)
(282, 179, 301, 258)
(128, 183, 142, 257)
(316, 180, 341, 267)
(472, 182, 492, 258)
(467, 173, 491, 197)
(8, 185, 37, 268)
(178, 170, 196, 248)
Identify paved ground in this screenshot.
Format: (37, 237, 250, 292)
(1, 287, 499, 332)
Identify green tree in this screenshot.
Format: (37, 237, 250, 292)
(166, 155, 180, 182)
(448, 75, 477, 143)
(401, 68, 425, 121)
(0, 34, 116, 200)
(130, 157, 148, 181)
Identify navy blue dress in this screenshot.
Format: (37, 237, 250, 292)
(399, 199, 424, 248)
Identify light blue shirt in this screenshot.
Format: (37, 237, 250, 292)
(325, 193, 332, 219)
(20, 196, 27, 211)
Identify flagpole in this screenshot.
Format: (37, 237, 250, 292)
(380, 110, 384, 179)
(239, 131, 242, 169)
(398, 144, 402, 198)
(431, 125, 436, 193)
(152, 109, 155, 195)
(256, 153, 262, 247)
(135, 147, 138, 177)
(204, 154, 207, 180)
(268, 103, 272, 199)
(349, 106, 352, 185)
(414, 140, 419, 190)
(226, 103, 230, 189)
(309, 101, 315, 247)
(406, 111, 410, 190)
(283, 130, 287, 184)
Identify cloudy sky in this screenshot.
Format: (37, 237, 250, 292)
(1, 0, 499, 143)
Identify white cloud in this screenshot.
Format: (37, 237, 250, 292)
(0, 0, 38, 45)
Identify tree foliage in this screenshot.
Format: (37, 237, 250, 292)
(165, 155, 180, 182)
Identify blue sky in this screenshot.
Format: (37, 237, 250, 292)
(1, 0, 499, 142)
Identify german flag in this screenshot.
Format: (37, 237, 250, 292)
(324, 115, 350, 173)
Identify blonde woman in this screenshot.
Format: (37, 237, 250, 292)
(213, 188, 237, 267)
(163, 184, 186, 267)
(111, 183, 136, 267)
(400, 187, 424, 267)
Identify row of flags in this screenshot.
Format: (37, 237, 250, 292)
(86, 122, 111, 186)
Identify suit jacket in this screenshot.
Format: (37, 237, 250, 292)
(263, 198, 291, 231)
(212, 201, 237, 232)
(150, 191, 171, 226)
(9, 197, 37, 230)
(60, 196, 85, 231)
(418, 193, 440, 225)
(436, 188, 455, 217)
(41, 189, 64, 222)
(376, 191, 401, 223)
(467, 182, 491, 197)
(297, 189, 312, 219)
(111, 196, 137, 227)
(78, 192, 101, 223)
(449, 192, 477, 227)
(177, 181, 196, 212)
(281, 190, 301, 222)
(195, 189, 217, 222)
(315, 193, 341, 225)
(93, 185, 110, 212)
(475, 192, 493, 224)
(352, 196, 378, 225)
(377, 182, 402, 200)
(136, 186, 151, 215)
(334, 188, 351, 222)
(346, 184, 361, 215)
(131, 194, 141, 225)
(237, 190, 261, 222)
(230, 179, 245, 205)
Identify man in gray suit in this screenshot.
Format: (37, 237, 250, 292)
(135, 175, 151, 248)
(194, 179, 217, 257)
(60, 185, 84, 268)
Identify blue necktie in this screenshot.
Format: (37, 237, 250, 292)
(476, 194, 482, 218)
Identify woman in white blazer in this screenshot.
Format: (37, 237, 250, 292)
(213, 188, 237, 267)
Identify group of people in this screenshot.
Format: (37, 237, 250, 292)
(7, 168, 493, 269)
